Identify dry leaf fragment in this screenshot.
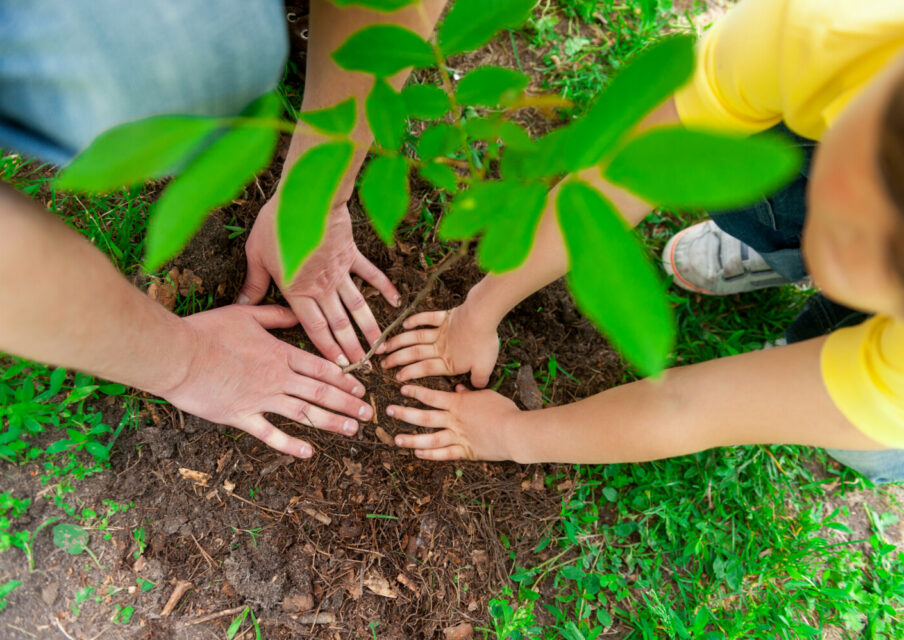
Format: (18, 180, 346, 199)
(443, 622, 474, 639)
(222, 480, 235, 494)
(301, 506, 332, 526)
(363, 572, 397, 598)
(295, 612, 336, 625)
(515, 364, 544, 410)
(178, 468, 210, 487)
(375, 426, 395, 446)
(396, 573, 419, 596)
(147, 282, 176, 311)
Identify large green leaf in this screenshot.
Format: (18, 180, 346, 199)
(604, 127, 802, 209)
(365, 79, 406, 150)
(330, 0, 419, 10)
(360, 154, 410, 244)
(332, 25, 435, 76)
(298, 97, 357, 136)
(556, 180, 673, 377)
(277, 142, 355, 282)
(417, 123, 461, 160)
(476, 183, 546, 273)
(419, 161, 459, 192)
(401, 84, 451, 119)
(455, 66, 529, 107)
(144, 125, 278, 271)
(53, 523, 89, 555)
(438, 0, 537, 56)
(569, 34, 694, 169)
(439, 181, 512, 240)
(465, 116, 534, 151)
(57, 116, 218, 192)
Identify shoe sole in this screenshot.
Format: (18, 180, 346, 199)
(662, 226, 716, 295)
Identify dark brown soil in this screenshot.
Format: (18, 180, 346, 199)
(0, 8, 627, 638)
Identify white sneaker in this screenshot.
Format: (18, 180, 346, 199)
(661, 220, 792, 295)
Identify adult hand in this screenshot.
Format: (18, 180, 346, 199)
(160, 304, 373, 458)
(381, 306, 499, 387)
(387, 384, 521, 461)
(238, 198, 401, 366)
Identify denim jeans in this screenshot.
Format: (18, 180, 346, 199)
(0, 0, 288, 164)
(710, 125, 904, 484)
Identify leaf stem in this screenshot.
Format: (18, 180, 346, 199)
(343, 241, 470, 374)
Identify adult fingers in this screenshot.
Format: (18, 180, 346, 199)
(290, 296, 346, 366)
(284, 375, 372, 422)
(381, 344, 440, 371)
(393, 428, 458, 450)
(385, 403, 448, 429)
(319, 293, 367, 364)
(399, 384, 455, 410)
(244, 305, 299, 330)
(239, 414, 313, 459)
(382, 328, 439, 354)
(269, 396, 360, 437)
(396, 358, 451, 382)
(414, 445, 468, 461)
(287, 350, 363, 397)
(237, 252, 272, 305)
(352, 252, 401, 307)
(338, 277, 384, 353)
(402, 310, 447, 330)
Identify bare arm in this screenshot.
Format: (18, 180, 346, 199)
(240, 0, 448, 366)
(0, 185, 373, 458)
(387, 336, 883, 463)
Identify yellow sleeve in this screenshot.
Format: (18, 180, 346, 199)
(674, 0, 786, 135)
(821, 316, 904, 448)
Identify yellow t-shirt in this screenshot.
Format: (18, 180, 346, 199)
(673, 0, 904, 447)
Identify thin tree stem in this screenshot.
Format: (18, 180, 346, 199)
(343, 241, 470, 374)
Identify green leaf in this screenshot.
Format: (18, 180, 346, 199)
(498, 121, 535, 151)
(455, 66, 529, 107)
(45, 440, 73, 455)
(465, 117, 534, 151)
(298, 97, 357, 136)
(556, 180, 673, 377)
(568, 35, 694, 169)
(98, 383, 127, 396)
(604, 127, 802, 209)
(476, 182, 546, 273)
(365, 79, 406, 150)
(440, 181, 511, 240)
(401, 84, 451, 119)
(418, 162, 459, 192)
(360, 155, 410, 244)
(85, 440, 110, 461)
(417, 123, 461, 160)
(277, 142, 354, 281)
(227, 609, 248, 639)
(144, 124, 278, 272)
(48, 367, 66, 397)
(0, 579, 21, 600)
(57, 116, 219, 193)
(330, 0, 418, 10)
(438, 0, 536, 56)
(53, 523, 89, 555)
(332, 25, 435, 77)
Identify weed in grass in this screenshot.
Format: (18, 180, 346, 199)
(227, 607, 262, 640)
(0, 579, 22, 612)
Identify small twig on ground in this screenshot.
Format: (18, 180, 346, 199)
(343, 242, 470, 374)
(51, 617, 76, 640)
(161, 580, 193, 617)
(182, 606, 247, 626)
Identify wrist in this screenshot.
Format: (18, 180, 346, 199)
(142, 313, 201, 399)
(504, 410, 540, 464)
(463, 278, 508, 329)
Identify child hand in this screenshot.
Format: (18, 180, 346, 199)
(387, 384, 522, 461)
(381, 306, 499, 387)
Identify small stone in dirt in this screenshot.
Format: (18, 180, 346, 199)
(41, 581, 59, 606)
(281, 592, 315, 612)
(443, 622, 474, 639)
(515, 364, 544, 410)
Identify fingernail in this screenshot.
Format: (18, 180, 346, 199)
(393, 295, 401, 307)
(299, 444, 312, 458)
(401, 386, 410, 396)
(358, 405, 370, 419)
(386, 407, 395, 417)
(343, 420, 358, 435)
(337, 355, 350, 367)
(395, 436, 404, 446)
(353, 385, 364, 396)
(236, 293, 250, 305)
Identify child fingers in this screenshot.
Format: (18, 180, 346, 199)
(382, 328, 439, 353)
(414, 445, 468, 461)
(385, 403, 448, 429)
(382, 344, 439, 370)
(402, 310, 447, 329)
(399, 384, 454, 409)
(393, 428, 457, 450)
(396, 358, 451, 382)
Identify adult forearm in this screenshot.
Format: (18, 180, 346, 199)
(285, 0, 447, 201)
(0, 186, 192, 395)
(464, 98, 681, 326)
(509, 337, 882, 464)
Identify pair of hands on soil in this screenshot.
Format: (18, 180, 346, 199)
(161, 195, 520, 461)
